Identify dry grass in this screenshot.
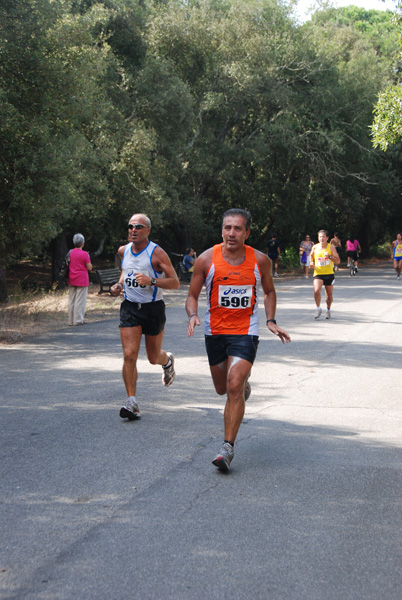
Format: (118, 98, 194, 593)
(0, 285, 123, 344)
(0, 264, 189, 344)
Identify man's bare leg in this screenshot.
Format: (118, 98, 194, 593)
(120, 326, 142, 419)
(313, 279, 324, 318)
(145, 330, 176, 386)
(211, 356, 252, 472)
(120, 326, 142, 396)
(325, 285, 334, 310)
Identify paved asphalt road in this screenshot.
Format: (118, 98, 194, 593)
(1, 264, 401, 600)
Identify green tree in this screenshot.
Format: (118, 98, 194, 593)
(0, 0, 123, 296)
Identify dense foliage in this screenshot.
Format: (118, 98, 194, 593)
(1, 0, 401, 299)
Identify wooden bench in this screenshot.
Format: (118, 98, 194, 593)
(176, 261, 192, 282)
(93, 268, 121, 294)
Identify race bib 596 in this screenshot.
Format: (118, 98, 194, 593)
(218, 285, 253, 309)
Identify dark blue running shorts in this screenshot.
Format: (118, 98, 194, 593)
(205, 334, 259, 366)
(119, 299, 166, 335)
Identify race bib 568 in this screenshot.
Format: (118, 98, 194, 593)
(218, 285, 253, 309)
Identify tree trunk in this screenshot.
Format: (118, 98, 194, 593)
(0, 265, 8, 303)
(91, 237, 106, 258)
(51, 233, 68, 283)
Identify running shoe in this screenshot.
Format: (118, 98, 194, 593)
(325, 310, 331, 319)
(120, 400, 141, 420)
(212, 442, 234, 473)
(162, 352, 175, 386)
(274, 272, 278, 277)
(314, 307, 322, 319)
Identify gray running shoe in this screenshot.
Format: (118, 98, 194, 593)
(120, 399, 141, 420)
(162, 352, 175, 386)
(212, 442, 234, 473)
(325, 310, 331, 319)
(314, 307, 322, 319)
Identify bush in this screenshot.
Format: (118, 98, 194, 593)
(370, 241, 391, 258)
(281, 246, 300, 269)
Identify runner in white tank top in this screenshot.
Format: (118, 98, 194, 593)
(110, 213, 180, 420)
(121, 241, 163, 303)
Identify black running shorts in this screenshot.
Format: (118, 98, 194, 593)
(313, 274, 335, 286)
(119, 299, 166, 335)
(205, 334, 259, 366)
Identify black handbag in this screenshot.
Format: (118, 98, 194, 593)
(59, 250, 71, 280)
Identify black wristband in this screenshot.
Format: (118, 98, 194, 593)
(266, 319, 277, 325)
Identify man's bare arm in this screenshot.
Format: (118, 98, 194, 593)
(135, 247, 180, 290)
(330, 244, 340, 265)
(110, 245, 127, 296)
(186, 249, 212, 336)
(256, 250, 291, 344)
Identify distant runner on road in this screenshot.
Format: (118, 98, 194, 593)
(186, 208, 291, 473)
(267, 233, 281, 277)
(390, 233, 402, 280)
(111, 213, 180, 420)
(310, 229, 340, 320)
(346, 237, 361, 272)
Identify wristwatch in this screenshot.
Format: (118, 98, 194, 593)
(150, 278, 156, 286)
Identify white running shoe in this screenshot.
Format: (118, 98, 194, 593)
(274, 272, 278, 277)
(212, 442, 234, 473)
(325, 310, 331, 319)
(162, 352, 175, 386)
(314, 307, 322, 319)
(120, 400, 141, 420)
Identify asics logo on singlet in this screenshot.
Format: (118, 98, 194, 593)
(223, 287, 247, 295)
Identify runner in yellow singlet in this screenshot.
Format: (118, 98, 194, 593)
(310, 229, 340, 320)
(390, 233, 402, 280)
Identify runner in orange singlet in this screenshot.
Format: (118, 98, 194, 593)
(186, 209, 291, 473)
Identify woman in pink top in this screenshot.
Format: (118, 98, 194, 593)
(346, 237, 361, 271)
(68, 234, 92, 325)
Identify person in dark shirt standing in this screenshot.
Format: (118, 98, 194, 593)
(267, 234, 281, 277)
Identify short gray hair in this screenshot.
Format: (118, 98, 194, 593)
(222, 208, 251, 230)
(73, 233, 85, 247)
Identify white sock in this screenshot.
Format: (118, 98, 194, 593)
(127, 396, 136, 405)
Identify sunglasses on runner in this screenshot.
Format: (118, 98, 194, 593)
(128, 223, 147, 230)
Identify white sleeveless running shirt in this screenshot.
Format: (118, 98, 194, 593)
(121, 241, 163, 303)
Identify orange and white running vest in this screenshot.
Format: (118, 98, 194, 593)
(313, 243, 334, 277)
(204, 244, 262, 336)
